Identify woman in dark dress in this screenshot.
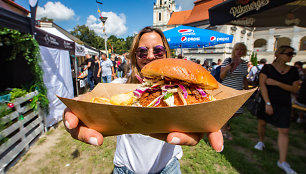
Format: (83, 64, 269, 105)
(93, 55, 101, 85)
(254, 46, 299, 174)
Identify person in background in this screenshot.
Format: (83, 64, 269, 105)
(122, 52, 127, 64)
(210, 62, 218, 75)
(63, 26, 224, 174)
(293, 61, 305, 123)
(100, 53, 114, 83)
(177, 54, 183, 59)
(202, 60, 209, 71)
(83, 54, 95, 91)
(254, 46, 299, 174)
(220, 42, 249, 140)
(217, 58, 222, 66)
(116, 56, 123, 78)
(294, 61, 304, 81)
(196, 59, 201, 64)
(247, 61, 253, 73)
(110, 54, 117, 79)
(296, 77, 306, 132)
(93, 55, 101, 85)
(247, 58, 267, 87)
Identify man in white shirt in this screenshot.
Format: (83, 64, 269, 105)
(100, 52, 114, 83)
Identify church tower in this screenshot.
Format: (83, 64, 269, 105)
(153, 0, 176, 31)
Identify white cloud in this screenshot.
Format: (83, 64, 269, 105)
(175, 0, 195, 11)
(37, 1, 75, 21)
(85, 12, 127, 37)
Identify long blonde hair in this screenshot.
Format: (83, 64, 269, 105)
(127, 26, 171, 83)
(231, 42, 247, 58)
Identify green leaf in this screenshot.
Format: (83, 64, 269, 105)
(164, 92, 173, 100)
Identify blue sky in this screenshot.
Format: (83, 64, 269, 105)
(15, 0, 195, 38)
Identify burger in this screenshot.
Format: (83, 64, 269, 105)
(132, 58, 218, 107)
(90, 58, 218, 106)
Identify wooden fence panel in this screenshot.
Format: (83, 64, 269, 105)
(0, 91, 45, 173)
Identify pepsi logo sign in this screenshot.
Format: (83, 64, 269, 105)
(210, 36, 216, 41)
(181, 36, 187, 42)
(178, 29, 194, 33)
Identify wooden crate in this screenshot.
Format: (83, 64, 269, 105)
(0, 91, 45, 173)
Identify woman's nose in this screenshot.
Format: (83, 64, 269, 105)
(146, 49, 155, 60)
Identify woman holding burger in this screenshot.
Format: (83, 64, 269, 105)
(63, 26, 223, 174)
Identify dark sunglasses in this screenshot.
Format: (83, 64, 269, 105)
(135, 45, 166, 59)
(281, 52, 296, 57)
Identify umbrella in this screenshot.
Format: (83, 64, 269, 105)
(163, 25, 233, 49)
(209, 0, 306, 27)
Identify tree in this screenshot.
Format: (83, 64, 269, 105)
(40, 17, 54, 23)
(125, 35, 135, 52)
(250, 51, 258, 66)
(70, 25, 104, 50)
(70, 25, 135, 54)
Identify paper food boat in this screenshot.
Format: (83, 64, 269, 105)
(58, 83, 256, 136)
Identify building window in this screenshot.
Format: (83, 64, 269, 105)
(300, 36, 306, 51)
(159, 13, 161, 21)
(254, 39, 267, 52)
(160, 0, 162, 6)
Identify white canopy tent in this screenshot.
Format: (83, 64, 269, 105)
(84, 46, 99, 56)
(35, 28, 74, 127)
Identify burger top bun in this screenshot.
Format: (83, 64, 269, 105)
(141, 58, 218, 90)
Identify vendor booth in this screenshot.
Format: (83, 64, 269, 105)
(35, 28, 74, 127)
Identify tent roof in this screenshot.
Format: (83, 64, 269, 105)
(39, 27, 73, 42)
(2, 0, 30, 14)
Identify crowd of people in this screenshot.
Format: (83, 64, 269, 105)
(83, 51, 130, 91)
(68, 26, 305, 174)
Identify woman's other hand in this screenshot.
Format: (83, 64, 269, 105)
(265, 105, 274, 115)
(265, 78, 278, 86)
(63, 108, 104, 146)
(150, 130, 224, 152)
(63, 108, 224, 151)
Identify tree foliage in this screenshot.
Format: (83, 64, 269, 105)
(250, 51, 258, 66)
(40, 17, 54, 23)
(70, 25, 135, 54)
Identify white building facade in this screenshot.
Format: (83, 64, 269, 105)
(153, 0, 176, 31)
(253, 26, 306, 63)
(153, 0, 306, 65)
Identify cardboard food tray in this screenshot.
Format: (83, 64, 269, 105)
(59, 83, 256, 136)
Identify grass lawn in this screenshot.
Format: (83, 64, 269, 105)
(8, 108, 306, 174)
(181, 109, 306, 174)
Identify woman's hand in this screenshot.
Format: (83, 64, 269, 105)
(225, 64, 232, 72)
(265, 105, 274, 115)
(63, 108, 223, 151)
(63, 108, 104, 146)
(150, 131, 224, 152)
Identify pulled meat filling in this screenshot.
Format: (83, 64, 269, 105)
(139, 86, 210, 107)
